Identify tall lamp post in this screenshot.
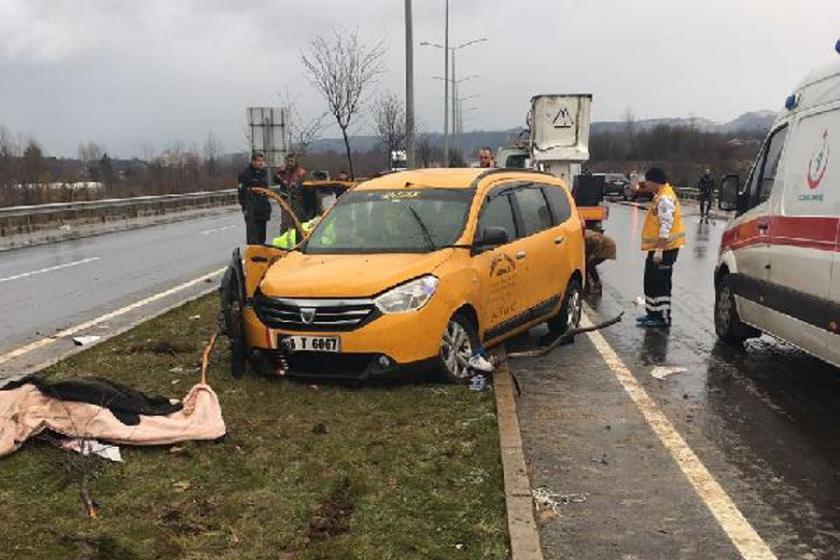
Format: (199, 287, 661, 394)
(404, 0, 415, 168)
(421, 37, 486, 165)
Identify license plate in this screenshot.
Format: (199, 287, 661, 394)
(281, 335, 341, 353)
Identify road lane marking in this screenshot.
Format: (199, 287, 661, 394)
(581, 312, 777, 560)
(0, 257, 100, 283)
(200, 224, 238, 235)
(0, 267, 226, 366)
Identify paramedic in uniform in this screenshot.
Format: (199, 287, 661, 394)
(637, 167, 686, 328)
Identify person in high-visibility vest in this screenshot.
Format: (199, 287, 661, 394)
(271, 217, 321, 249)
(637, 167, 686, 328)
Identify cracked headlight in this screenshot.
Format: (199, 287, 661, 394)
(374, 275, 439, 314)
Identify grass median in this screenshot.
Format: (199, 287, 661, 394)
(0, 294, 508, 560)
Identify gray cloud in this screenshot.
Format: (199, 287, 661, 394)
(1, 0, 838, 157)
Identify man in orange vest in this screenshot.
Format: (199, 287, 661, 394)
(637, 167, 686, 328)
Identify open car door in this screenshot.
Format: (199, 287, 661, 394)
(219, 188, 304, 377)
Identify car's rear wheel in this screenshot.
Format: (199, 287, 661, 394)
(548, 278, 583, 335)
(715, 274, 760, 344)
(438, 313, 478, 383)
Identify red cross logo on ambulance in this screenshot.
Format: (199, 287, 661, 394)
(806, 129, 830, 190)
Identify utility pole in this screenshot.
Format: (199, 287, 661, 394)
(405, 0, 416, 168)
(451, 48, 457, 161)
(443, 0, 450, 167)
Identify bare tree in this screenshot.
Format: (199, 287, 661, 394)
(300, 29, 386, 179)
(78, 141, 105, 182)
(203, 132, 222, 181)
(372, 91, 406, 168)
(277, 89, 326, 158)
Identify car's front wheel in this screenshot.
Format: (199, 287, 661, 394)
(548, 278, 583, 335)
(714, 274, 760, 344)
(438, 313, 478, 383)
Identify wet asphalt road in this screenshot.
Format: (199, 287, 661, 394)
(509, 201, 840, 558)
(0, 209, 245, 357)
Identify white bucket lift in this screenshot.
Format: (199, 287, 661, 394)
(528, 94, 592, 183)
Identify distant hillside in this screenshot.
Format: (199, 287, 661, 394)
(308, 111, 777, 154)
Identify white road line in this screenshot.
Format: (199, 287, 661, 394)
(0, 267, 226, 366)
(200, 224, 238, 235)
(0, 257, 100, 283)
(581, 312, 777, 560)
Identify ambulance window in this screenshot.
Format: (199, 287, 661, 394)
(758, 126, 788, 203)
(514, 187, 553, 236)
(541, 185, 572, 224)
(478, 194, 516, 243)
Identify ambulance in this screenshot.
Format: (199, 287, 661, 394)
(714, 43, 840, 367)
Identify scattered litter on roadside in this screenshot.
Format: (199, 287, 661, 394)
(188, 315, 201, 320)
(531, 487, 587, 514)
(651, 366, 687, 380)
(469, 374, 487, 392)
(169, 366, 184, 373)
(61, 438, 123, 462)
(171, 379, 181, 385)
(72, 335, 102, 346)
(455, 543, 465, 551)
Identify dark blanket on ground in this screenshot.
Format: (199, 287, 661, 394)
(0, 375, 182, 426)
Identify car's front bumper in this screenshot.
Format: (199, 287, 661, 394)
(242, 292, 455, 377)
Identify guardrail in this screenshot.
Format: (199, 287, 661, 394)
(1, 189, 238, 238)
(0, 189, 237, 219)
(675, 187, 702, 201)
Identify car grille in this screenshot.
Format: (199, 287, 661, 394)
(254, 293, 377, 332)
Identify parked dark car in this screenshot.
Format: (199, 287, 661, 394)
(600, 173, 628, 197)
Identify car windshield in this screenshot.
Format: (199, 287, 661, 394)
(303, 188, 474, 254)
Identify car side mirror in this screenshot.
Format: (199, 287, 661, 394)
(474, 227, 509, 252)
(718, 174, 740, 212)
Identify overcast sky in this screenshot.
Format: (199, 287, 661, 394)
(1, 0, 838, 158)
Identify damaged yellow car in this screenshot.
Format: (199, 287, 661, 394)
(220, 169, 585, 382)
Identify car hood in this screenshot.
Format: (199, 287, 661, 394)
(259, 250, 455, 298)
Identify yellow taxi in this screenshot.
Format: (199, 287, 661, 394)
(221, 168, 585, 382)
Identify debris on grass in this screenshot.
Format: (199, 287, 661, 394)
(72, 335, 102, 346)
(61, 438, 123, 463)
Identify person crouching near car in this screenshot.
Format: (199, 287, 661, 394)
(583, 228, 617, 295)
(637, 167, 686, 328)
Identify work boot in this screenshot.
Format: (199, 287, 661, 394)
(637, 316, 670, 329)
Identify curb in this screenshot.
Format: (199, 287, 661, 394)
(494, 350, 544, 560)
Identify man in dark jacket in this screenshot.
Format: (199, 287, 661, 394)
(697, 169, 715, 221)
(237, 152, 272, 244)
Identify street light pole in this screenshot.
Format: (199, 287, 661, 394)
(405, 0, 416, 168)
(443, 0, 450, 167)
(451, 48, 457, 160)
